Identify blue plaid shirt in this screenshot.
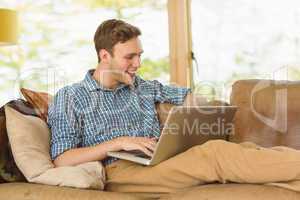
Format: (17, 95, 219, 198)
(48, 69, 190, 165)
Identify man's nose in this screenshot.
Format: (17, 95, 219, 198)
(132, 56, 141, 69)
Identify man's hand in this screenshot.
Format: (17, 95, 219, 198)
(114, 136, 157, 157)
(53, 136, 157, 167)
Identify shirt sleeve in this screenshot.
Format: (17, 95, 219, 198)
(152, 80, 191, 105)
(48, 86, 81, 160)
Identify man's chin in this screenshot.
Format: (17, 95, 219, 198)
(126, 76, 135, 86)
(119, 75, 135, 86)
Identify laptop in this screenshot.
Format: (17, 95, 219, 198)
(107, 106, 237, 165)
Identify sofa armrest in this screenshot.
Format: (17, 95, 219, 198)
(206, 100, 230, 106)
(155, 94, 229, 126)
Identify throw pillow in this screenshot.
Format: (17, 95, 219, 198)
(20, 88, 53, 122)
(0, 99, 35, 183)
(5, 105, 106, 190)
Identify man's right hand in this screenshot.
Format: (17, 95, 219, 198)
(113, 136, 157, 157)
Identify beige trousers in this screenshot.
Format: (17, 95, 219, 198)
(105, 140, 300, 194)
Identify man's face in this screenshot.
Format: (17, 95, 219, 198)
(106, 37, 143, 86)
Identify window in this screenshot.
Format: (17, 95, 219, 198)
(191, 0, 300, 101)
(0, 0, 169, 106)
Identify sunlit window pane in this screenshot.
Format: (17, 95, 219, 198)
(0, 0, 169, 106)
(191, 0, 300, 101)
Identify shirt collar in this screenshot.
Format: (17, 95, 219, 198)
(82, 69, 137, 92)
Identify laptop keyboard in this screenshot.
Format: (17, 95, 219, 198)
(122, 150, 152, 159)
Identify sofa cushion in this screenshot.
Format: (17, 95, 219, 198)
(1, 182, 300, 200)
(0, 183, 141, 200)
(5, 106, 105, 189)
(0, 99, 36, 183)
(20, 88, 53, 122)
(164, 183, 300, 200)
(230, 79, 300, 149)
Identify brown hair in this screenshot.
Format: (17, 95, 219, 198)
(94, 19, 141, 63)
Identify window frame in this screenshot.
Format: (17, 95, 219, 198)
(167, 0, 193, 88)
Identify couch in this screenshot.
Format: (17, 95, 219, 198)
(0, 79, 300, 200)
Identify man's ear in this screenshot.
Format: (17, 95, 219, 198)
(99, 49, 111, 63)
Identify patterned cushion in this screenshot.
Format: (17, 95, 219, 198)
(20, 88, 53, 122)
(0, 99, 38, 183)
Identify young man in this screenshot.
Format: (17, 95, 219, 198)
(49, 19, 300, 194)
(49, 19, 193, 167)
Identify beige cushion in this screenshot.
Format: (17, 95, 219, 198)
(0, 183, 141, 200)
(4, 106, 105, 190)
(165, 183, 300, 200)
(1, 182, 300, 200)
